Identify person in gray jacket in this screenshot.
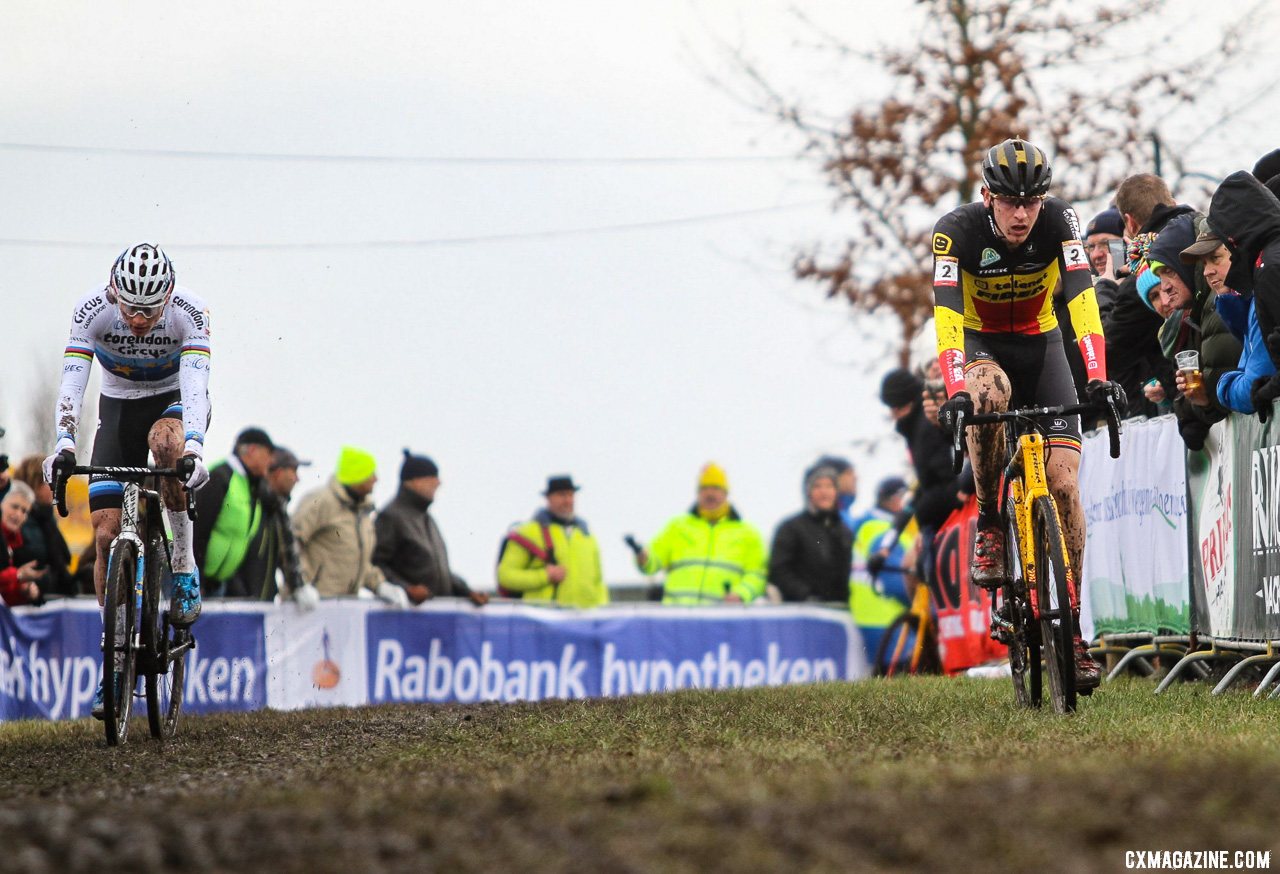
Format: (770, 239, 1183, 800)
(373, 450, 488, 606)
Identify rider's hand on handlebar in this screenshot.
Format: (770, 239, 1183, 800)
(179, 454, 210, 491)
(43, 449, 76, 486)
(1086, 379, 1127, 415)
(938, 391, 973, 434)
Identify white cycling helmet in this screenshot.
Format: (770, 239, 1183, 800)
(110, 243, 175, 307)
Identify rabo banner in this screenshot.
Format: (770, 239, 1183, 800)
(366, 604, 867, 704)
(0, 600, 268, 721)
(3, 600, 865, 720)
(1079, 415, 1190, 637)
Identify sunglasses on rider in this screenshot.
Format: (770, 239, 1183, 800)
(990, 193, 1046, 210)
(118, 300, 165, 319)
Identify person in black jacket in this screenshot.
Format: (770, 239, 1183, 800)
(11, 455, 76, 596)
(1207, 169, 1280, 418)
(374, 450, 488, 606)
(1107, 174, 1196, 417)
(768, 463, 853, 603)
(878, 368, 970, 585)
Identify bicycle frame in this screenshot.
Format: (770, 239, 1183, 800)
(1002, 430, 1064, 621)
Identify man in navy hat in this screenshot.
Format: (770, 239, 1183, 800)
(497, 474, 607, 607)
(374, 450, 487, 606)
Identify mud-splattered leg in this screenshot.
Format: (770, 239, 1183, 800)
(1046, 446, 1084, 607)
(964, 362, 1011, 510)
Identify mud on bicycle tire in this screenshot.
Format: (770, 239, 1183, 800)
(103, 540, 139, 746)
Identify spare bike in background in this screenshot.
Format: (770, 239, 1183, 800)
(873, 565, 942, 678)
(53, 461, 197, 745)
(949, 395, 1122, 713)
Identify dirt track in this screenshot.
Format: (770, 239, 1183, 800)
(2, 686, 1279, 873)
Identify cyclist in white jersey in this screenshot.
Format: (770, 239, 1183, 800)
(43, 244, 211, 718)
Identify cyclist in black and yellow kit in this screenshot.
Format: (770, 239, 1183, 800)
(933, 138, 1126, 690)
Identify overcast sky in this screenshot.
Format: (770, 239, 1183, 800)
(3, 1, 1279, 589)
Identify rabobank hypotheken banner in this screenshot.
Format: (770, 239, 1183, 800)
(2, 600, 865, 721)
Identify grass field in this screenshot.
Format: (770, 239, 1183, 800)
(2, 677, 1279, 873)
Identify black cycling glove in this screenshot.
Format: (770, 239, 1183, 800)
(938, 391, 974, 435)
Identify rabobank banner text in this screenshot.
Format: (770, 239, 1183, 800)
(2, 600, 864, 720)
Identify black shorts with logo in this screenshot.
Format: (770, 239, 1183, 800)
(88, 391, 185, 512)
(963, 327, 1083, 451)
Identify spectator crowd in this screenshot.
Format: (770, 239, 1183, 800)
(4, 152, 1280, 624)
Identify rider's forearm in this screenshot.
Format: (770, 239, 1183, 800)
(177, 344, 210, 456)
(54, 343, 94, 451)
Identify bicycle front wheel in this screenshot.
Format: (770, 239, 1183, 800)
(1032, 495, 1076, 713)
(1002, 513, 1039, 708)
(142, 526, 184, 739)
(103, 540, 139, 746)
(874, 612, 916, 677)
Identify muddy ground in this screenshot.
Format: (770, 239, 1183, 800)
(1, 681, 1277, 873)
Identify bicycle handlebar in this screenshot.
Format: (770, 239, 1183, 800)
(949, 397, 1122, 475)
(54, 462, 198, 522)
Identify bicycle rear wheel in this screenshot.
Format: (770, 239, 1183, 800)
(143, 525, 184, 739)
(103, 540, 139, 746)
(1032, 495, 1076, 713)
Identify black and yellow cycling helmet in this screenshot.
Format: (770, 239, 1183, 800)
(981, 138, 1052, 197)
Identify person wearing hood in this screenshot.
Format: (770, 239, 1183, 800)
(1147, 215, 1243, 447)
(634, 463, 767, 605)
(1105, 174, 1193, 416)
(812, 454, 857, 532)
(1206, 169, 1280, 417)
(498, 475, 607, 607)
(767, 464, 854, 603)
(880, 368, 966, 540)
(293, 446, 409, 606)
(375, 451, 488, 607)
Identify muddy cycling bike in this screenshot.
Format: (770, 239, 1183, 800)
(948, 394, 1121, 713)
(53, 461, 197, 745)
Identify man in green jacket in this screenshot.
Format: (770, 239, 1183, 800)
(635, 463, 768, 605)
(498, 475, 608, 607)
(194, 427, 274, 596)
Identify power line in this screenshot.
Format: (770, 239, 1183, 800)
(0, 141, 795, 167)
(0, 199, 833, 251)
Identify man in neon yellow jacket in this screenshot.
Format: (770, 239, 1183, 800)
(635, 463, 768, 605)
(497, 475, 608, 608)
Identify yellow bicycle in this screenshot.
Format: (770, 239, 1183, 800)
(950, 397, 1121, 713)
(873, 573, 941, 677)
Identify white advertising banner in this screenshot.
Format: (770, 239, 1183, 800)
(264, 599, 374, 710)
(1079, 415, 1190, 639)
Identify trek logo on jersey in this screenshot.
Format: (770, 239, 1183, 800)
(1062, 241, 1089, 271)
(932, 233, 953, 256)
(934, 256, 959, 287)
(980, 248, 1000, 267)
(1064, 207, 1082, 242)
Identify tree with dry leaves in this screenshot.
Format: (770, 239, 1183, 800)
(715, 0, 1249, 361)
